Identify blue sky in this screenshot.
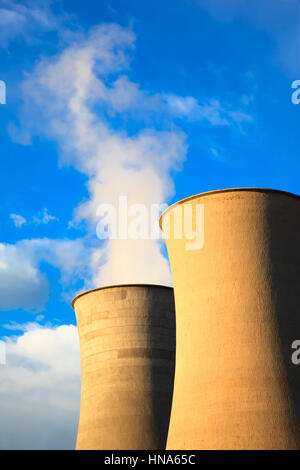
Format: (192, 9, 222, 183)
(0, 0, 300, 449)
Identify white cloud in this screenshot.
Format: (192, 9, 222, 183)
(33, 208, 58, 225)
(162, 94, 252, 126)
(20, 238, 89, 285)
(3, 320, 47, 331)
(0, 242, 49, 311)
(10, 213, 26, 227)
(0, 324, 80, 449)
(57, 67, 251, 127)
(0, 238, 88, 312)
(0, 0, 67, 46)
(9, 209, 59, 228)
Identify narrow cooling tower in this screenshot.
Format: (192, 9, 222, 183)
(160, 188, 300, 450)
(72, 284, 175, 450)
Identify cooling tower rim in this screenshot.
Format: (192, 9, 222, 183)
(72, 283, 173, 308)
(159, 187, 300, 229)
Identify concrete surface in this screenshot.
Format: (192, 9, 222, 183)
(161, 188, 300, 450)
(73, 284, 175, 450)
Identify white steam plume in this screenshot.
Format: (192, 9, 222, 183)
(13, 23, 188, 287)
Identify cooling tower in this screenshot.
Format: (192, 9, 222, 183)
(160, 188, 300, 450)
(72, 284, 175, 450)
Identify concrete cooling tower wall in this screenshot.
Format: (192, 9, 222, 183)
(73, 284, 175, 450)
(160, 188, 300, 450)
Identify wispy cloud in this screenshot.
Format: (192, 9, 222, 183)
(9, 209, 59, 229)
(162, 94, 252, 126)
(0, 0, 67, 46)
(10, 213, 26, 227)
(33, 208, 58, 225)
(3, 320, 49, 332)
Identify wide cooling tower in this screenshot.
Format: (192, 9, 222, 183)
(160, 188, 300, 450)
(72, 284, 175, 450)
